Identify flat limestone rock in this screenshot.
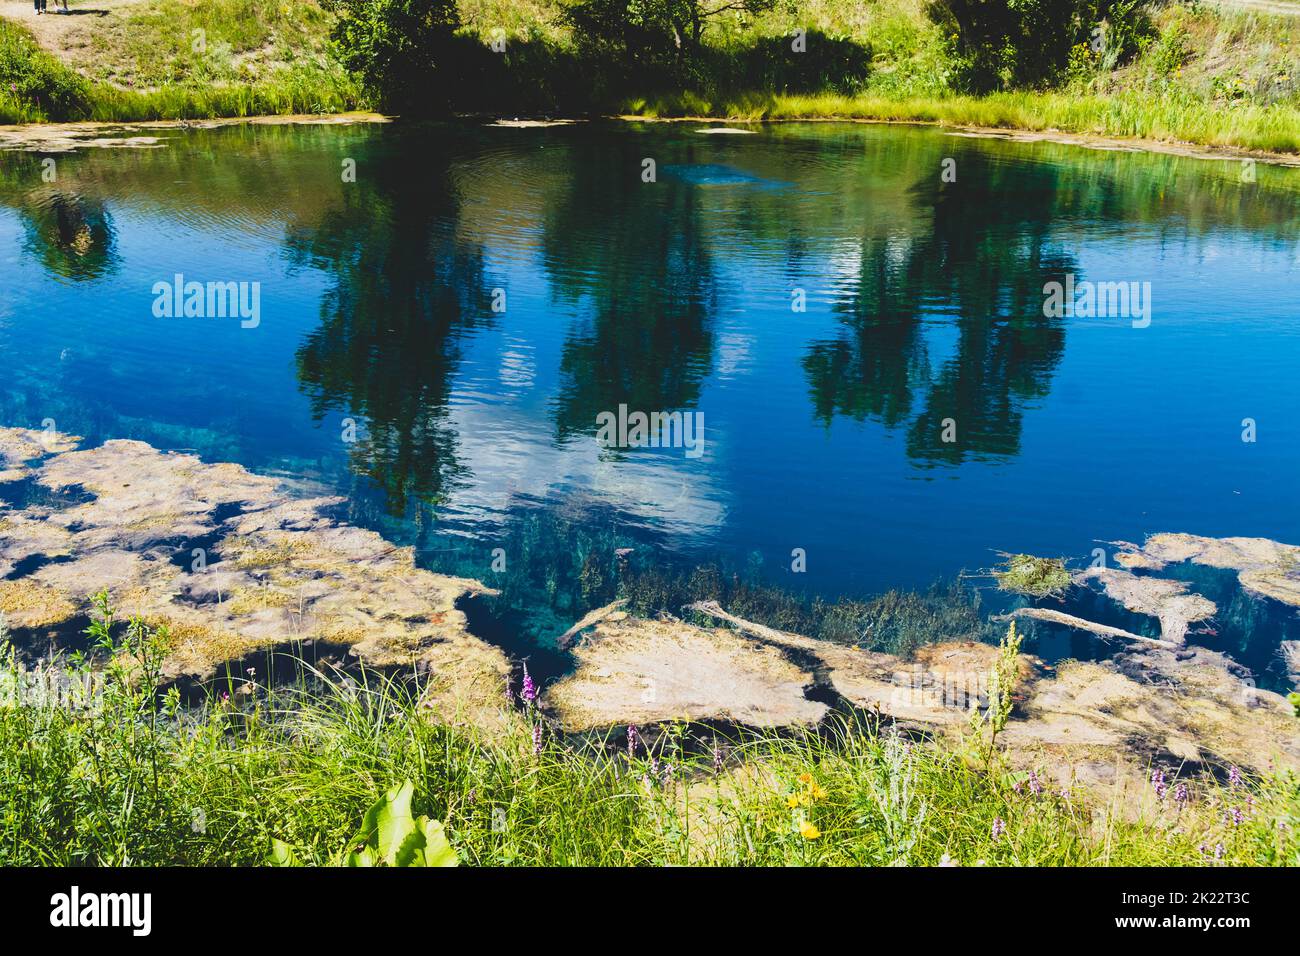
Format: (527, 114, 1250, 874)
(1077, 566, 1215, 644)
(817, 641, 1003, 728)
(550, 601, 1001, 734)
(1114, 533, 1300, 608)
(1004, 647, 1300, 804)
(0, 426, 80, 483)
(0, 431, 510, 729)
(546, 600, 1299, 807)
(680, 600, 1001, 726)
(546, 615, 828, 731)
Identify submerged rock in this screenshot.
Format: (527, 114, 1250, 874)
(0, 429, 510, 729)
(1114, 533, 1300, 608)
(0, 426, 79, 483)
(1077, 566, 1216, 644)
(544, 598, 1299, 805)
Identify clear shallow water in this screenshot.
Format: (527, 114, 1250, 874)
(2, 120, 1299, 680)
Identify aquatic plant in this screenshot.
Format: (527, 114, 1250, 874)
(994, 554, 1072, 599)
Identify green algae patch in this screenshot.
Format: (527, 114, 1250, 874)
(994, 554, 1071, 599)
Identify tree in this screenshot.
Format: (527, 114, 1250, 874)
(563, 0, 786, 80)
(324, 0, 461, 112)
(928, 0, 1149, 92)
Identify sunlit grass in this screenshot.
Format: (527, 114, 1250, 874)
(1, 624, 1295, 867)
(0, 3, 361, 124)
(624, 89, 1300, 155)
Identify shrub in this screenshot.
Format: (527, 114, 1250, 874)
(0, 20, 91, 121)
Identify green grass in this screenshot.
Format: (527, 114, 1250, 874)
(0, 16, 90, 123)
(1, 609, 1296, 866)
(623, 87, 1300, 154)
(81, 0, 341, 89)
(3, 0, 1300, 157)
(0, 1, 362, 123)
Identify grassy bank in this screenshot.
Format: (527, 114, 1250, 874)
(2, 608, 1296, 866)
(2, 0, 1299, 157)
(0, 0, 361, 123)
(626, 87, 1300, 154)
(612, 1, 1300, 153)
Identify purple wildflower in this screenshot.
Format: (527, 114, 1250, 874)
(991, 817, 1006, 841)
(1214, 842, 1225, 860)
(627, 724, 639, 758)
(521, 665, 538, 705)
(1230, 806, 1245, 826)
(1173, 782, 1189, 806)
(712, 740, 724, 775)
(531, 722, 543, 755)
(1150, 768, 1168, 800)
(1028, 769, 1043, 796)
(1228, 765, 1242, 788)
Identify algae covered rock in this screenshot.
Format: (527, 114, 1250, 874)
(1114, 533, 1300, 608)
(0, 430, 509, 728)
(0, 425, 80, 483)
(546, 614, 829, 731)
(543, 597, 1298, 810)
(1077, 566, 1216, 644)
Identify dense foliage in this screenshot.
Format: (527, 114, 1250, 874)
(929, 0, 1154, 90)
(324, 0, 462, 110)
(0, 19, 90, 122)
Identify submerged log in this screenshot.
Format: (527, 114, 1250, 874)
(993, 607, 1179, 648)
(557, 599, 628, 648)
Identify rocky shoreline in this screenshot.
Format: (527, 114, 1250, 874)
(3, 426, 1298, 805)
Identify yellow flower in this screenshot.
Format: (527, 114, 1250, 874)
(810, 783, 828, 800)
(799, 820, 821, 840)
(798, 772, 813, 785)
(786, 794, 800, 809)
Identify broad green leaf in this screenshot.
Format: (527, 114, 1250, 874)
(346, 846, 377, 867)
(268, 839, 301, 867)
(358, 780, 418, 865)
(418, 818, 459, 867)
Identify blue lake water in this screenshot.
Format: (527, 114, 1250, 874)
(2, 119, 1298, 679)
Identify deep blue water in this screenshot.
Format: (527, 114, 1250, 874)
(2, 119, 1298, 675)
